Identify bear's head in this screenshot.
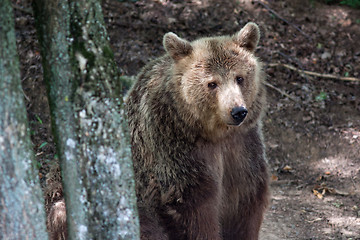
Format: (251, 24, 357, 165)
(163, 23, 264, 139)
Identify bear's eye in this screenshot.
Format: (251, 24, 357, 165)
(208, 82, 218, 90)
(236, 76, 244, 85)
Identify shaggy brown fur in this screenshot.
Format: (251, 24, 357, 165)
(126, 22, 269, 240)
(45, 163, 67, 240)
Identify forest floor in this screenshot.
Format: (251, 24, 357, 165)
(14, 0, 360, 239)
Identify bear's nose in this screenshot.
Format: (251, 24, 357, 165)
(231, 106, 248, 125)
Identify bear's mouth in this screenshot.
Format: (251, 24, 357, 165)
(227, 119, 245, 126)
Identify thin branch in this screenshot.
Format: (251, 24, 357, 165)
(21, 87, 30, 103)
(254, 0, 312, 40)
(264, 80, 298, 102)
(277, 51, 309, 82)
(268, 63, 360, 82)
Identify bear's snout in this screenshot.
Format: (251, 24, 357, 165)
(230, 106, 248, 125)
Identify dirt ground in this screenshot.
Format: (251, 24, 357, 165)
(14, 0, 360, 239)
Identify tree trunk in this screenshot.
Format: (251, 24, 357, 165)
(32, 0, 139, 239)
(0, 1, 48, 239)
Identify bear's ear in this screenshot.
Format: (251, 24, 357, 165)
(233, 22, 260, 52)
(163, 32, 193, 61)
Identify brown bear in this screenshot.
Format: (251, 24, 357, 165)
(125, 22, 269, 240)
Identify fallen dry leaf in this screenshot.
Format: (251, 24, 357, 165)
(271, 174, 279, 181)
(313, 189, 323, 199)
(283, 165, 292, 171)
(312, 184, 350, 199)
(316, 175, 323, 181)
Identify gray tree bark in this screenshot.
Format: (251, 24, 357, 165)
(33, 0, 139, 239)
(0, 0, 48, 239)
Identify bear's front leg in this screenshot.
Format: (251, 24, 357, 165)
(165, 198, 221, 240)
(222, 198, 267, 240)
(161, 181, 222, 240)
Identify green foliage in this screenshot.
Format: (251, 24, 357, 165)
(35, 114, 43, 124)
(119, 75, 135, 91)
(332, 200, 344, 208)
(340, 0, 360, 8)
(317, 0, 360, 8)
(103, 45, 114, 59)
(32, 158, 42, 170)
(315, 91, 328, 101)
(39, 142, 48, 149)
